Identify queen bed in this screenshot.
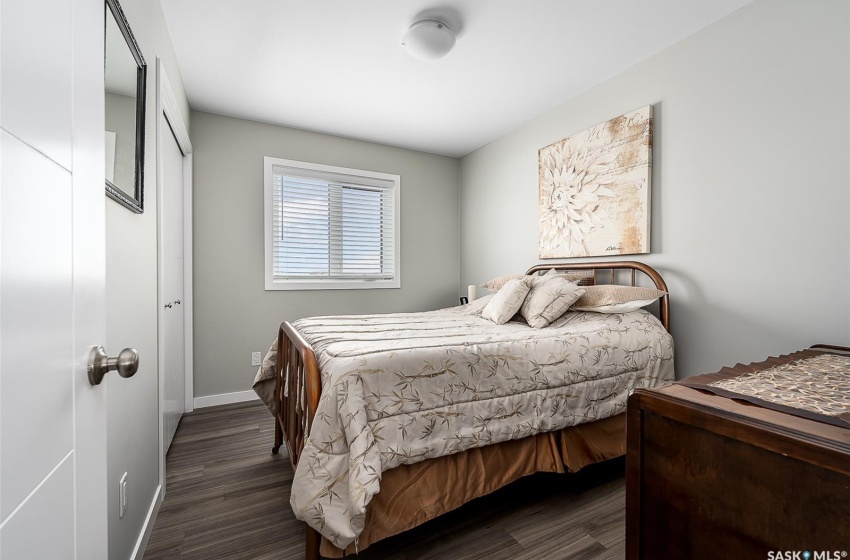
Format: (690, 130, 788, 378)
(252, 261, 674, 558)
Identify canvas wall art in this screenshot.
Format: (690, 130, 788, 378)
(538, 105, 652, 259)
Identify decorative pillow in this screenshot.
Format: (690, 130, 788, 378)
(480, 269, 583, 291)
(520, 275, 586, 328)
(572, 285, 666, 313)
(481, 278, 534, 324)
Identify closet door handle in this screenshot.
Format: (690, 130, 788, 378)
(165, 303, 172, 309)
(174, 300, 181, 305)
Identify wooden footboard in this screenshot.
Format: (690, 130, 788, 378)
(272, 321, 322, 559)
(272, 321, 321, 465)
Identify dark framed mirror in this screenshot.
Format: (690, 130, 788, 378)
(105, 0, 146, 213)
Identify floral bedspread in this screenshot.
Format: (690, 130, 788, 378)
(253, 297, 674, 548)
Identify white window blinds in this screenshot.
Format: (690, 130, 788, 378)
(265, 158, 400, 290)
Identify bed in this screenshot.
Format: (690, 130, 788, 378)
(253, 261, 674, 559)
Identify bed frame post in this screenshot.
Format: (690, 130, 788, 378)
(306, 527, 321, 560)
(273, 321, 323, 560)
(272, 413, 283, 455)
(272, 324, 284, 454)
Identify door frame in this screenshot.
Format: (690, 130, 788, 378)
(155, 58, 194, 493)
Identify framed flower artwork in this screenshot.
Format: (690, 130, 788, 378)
(538, 106, 652, 259)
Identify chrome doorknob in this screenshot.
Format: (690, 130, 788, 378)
(87, 346, 139, 386)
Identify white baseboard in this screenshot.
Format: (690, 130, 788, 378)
(193, 390, 260, 409)
(130, 484, 162, 560)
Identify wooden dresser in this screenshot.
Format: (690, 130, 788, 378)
(626, 350, 850, 560)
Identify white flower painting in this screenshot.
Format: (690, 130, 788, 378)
(539, 106, 652, 258)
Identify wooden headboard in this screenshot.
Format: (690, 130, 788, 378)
(525, 260, 670, 332)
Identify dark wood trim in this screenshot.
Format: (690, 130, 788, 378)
(625, 392, 644, 560)
(306, 527, 321, 560)
(633, 388, 850, 474)
(272, 325, 284, 454)
(810, 343, 850, 354)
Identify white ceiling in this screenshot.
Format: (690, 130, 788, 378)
(161, 0, 753, 157)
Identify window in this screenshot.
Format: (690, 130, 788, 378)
(264, 157, 400, 290)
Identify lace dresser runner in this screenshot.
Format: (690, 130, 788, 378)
(680, 348, 850, 428)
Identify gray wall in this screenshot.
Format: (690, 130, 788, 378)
(459, 0, 850, 378)
(105, 0, 190, 558)
(191, 111, 460, 398)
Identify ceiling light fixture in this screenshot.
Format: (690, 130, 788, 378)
(402, 19, 456, 61)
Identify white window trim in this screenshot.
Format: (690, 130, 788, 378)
(264, 156, 401, 291)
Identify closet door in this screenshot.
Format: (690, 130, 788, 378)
(162, 119, 185, 452)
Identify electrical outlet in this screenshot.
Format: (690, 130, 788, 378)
(119, 472, 128, 518)
(251, 352, 262, 366)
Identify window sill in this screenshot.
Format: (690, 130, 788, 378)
(265, 278, 401, 291)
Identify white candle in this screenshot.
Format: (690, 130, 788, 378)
(467, 284, 477, 302)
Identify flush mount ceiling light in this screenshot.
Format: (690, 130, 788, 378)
(402, 19, 456, 61)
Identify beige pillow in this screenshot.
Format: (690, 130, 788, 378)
(481, 278, 533, 324)
(572, 285, 666, 313)
(480, 269, 583, 291)
(520, 275, 586, 328)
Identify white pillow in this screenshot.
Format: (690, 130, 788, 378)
(481, 278, 533, 324)
(520, 275, 586, 328)
(572, 285, 665, 313)
(574, 299, 659, 313)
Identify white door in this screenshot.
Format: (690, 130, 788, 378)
(1, 0, 108, 559)
(157, 61, 193, 461)
(162, 119, 185, 451)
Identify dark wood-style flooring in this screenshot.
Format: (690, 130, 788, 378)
(143, 401, 627, 560)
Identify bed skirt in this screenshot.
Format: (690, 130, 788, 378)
(320, 412, 626, 557)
